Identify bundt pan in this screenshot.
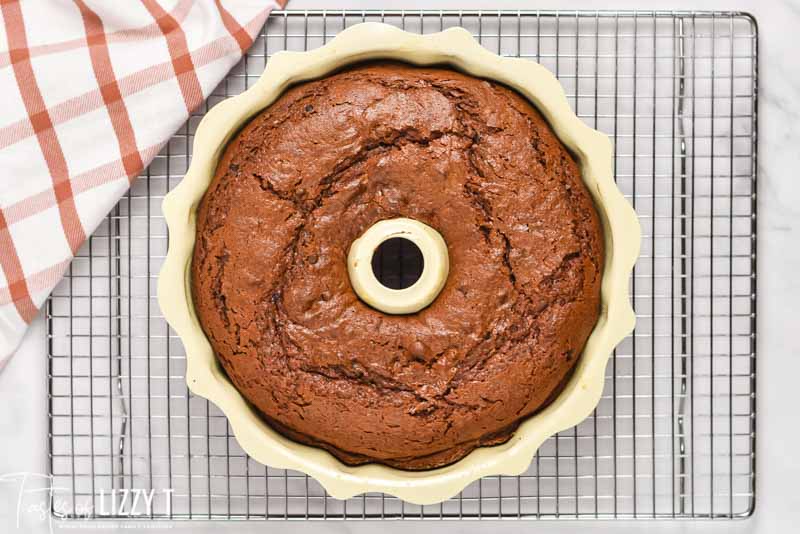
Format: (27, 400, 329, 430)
(158, 22, 639, 504)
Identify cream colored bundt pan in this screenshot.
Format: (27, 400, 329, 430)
(158, 22, 640, 505)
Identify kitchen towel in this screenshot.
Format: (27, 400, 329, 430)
(0, 0, 286, 368)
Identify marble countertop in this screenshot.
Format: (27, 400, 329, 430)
(1, 0, 797, 533)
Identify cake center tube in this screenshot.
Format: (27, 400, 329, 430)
(347, 218, 449, 315)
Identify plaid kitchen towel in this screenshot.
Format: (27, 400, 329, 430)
(0, 0, 286, 368)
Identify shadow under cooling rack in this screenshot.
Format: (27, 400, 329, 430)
(46, 10, 757, 521)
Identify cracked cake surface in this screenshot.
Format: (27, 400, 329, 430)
(191, 62, 604, 470)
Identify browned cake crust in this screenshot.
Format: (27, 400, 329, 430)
(191, 62, 604, 470)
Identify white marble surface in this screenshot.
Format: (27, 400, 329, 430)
(1, 0, 798, 532)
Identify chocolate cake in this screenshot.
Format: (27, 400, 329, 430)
(191, 62, 604, 470)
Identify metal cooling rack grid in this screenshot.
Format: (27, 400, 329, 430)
(46, 10, 757, 520)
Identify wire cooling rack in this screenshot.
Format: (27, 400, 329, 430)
(46, 10, 757, 521)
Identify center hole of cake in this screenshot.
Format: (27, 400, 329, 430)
(371, 237, 424, 290)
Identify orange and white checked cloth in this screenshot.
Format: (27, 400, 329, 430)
(0, 0, 286, 367)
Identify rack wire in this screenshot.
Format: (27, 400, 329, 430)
(47, 10, 757, 520)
